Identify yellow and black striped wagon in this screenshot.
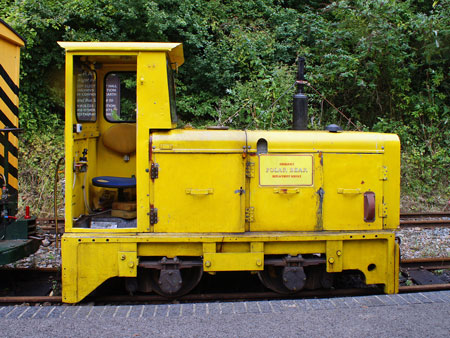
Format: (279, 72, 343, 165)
(0, 19, 39, 265)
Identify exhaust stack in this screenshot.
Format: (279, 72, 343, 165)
(292, 57, 308, 130)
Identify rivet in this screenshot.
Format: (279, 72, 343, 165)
(128, 261, 134, 268)
(328, 257, 335, 264)
(336, 250, 342, 256)
(256, 259, 262, 267)
(121, 255, 126, 260)
(205, 261, 211, 267)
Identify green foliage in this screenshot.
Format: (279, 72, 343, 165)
(212, 64, 297, 130)
(373, 117, 449, 210)
(1, 0, 449, 211)
(18, 131, 64, 218)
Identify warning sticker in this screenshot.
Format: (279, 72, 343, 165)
(259, 154, 314, 186)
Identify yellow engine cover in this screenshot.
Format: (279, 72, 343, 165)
(150, 129, 400, 233)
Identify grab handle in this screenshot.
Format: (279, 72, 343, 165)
(273, 188, 300, 194)
(185, 188, 214, 195)
(337, 188, 361, 194)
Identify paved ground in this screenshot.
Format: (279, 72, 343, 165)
(0, 291, 449, 337)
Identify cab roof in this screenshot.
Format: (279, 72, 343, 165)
(0, 19, 26, 47)
(57, 41, 184, 66)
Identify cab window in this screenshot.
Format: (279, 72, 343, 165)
(105, 72, 136, 122)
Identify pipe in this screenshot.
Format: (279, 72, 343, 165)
(292, 57, 308, 130)
(54, 157, 65, 249)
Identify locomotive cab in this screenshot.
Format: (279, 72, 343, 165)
(58, 42, 182, 230)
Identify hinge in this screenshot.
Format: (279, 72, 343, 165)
(151, 163, 159, 179)
(245, 207, 255, 222)
(379, 166, 388, 181)
(378, 203, 388, 218)
(150, 207, 158, 224)
(246, 162, 255, 178)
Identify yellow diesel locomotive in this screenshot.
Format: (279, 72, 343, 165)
(58, 42, 400, 303)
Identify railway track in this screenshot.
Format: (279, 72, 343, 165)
(14, 214, 447, 304)
(1, 285, 449, 305)
(0, 257, 448, 305)
(35, 212, 450, 232)
(400, 212, 450, 228)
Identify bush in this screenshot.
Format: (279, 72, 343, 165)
(18, 132, 65, 217)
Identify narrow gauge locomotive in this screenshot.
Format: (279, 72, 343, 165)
(0, 19, 39, 265)
(58, 42, 400, 303)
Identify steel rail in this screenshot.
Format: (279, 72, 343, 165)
(36, 214, 450, 233)
(399, 212, 450, 228)
(36, 215, 450, 231)
(399, 284, 450, 292)
(400, 257, 450, 270)
(1, 285, 450, 304)
(400, 219, 450, 228)
(400, 212, 450, 218)
(0, 289, 379, 304)
(0, 296, 61, 303)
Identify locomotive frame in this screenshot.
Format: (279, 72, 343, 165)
(59, 42, 400, 303)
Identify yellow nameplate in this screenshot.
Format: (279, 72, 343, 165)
(259, 154, 314, 186)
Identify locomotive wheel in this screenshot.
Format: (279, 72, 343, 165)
(258, 266, 303, 294)
(304, 265, 334, 290)
(145, 267, 203, 298)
